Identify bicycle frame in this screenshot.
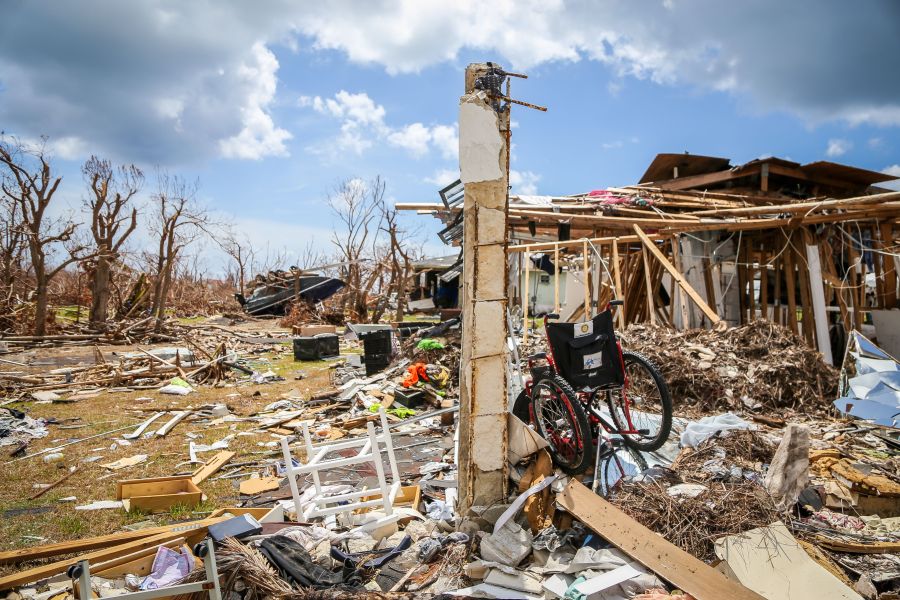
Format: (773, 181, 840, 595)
(525, 302, 643, 437)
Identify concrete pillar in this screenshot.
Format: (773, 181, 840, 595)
(457, 63, 510, 513)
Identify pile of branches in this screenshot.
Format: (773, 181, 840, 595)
(612, 478, 779, 561)
(279, 301, 320, 329)
(619, 320, 838, 413)
(612, 428, 779, 561)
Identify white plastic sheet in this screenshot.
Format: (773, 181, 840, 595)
(679, 412, 753, 448)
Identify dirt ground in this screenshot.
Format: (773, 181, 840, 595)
(0, 319, 340, 576)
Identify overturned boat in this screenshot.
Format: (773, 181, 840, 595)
(235, 272, 345, 316)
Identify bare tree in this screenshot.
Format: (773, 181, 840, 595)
(297, 239, 325, 271)
(82, 156, 143, 327)
(329, 177, 385, 322)
(0, 137, 90, 335)
(0, 193, 26, 317)
(382, 202, 418, 322)
(148, 171, 207, 332)
(216, 225, 254, 297)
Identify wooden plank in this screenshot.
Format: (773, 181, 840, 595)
(772, 255, 782, 325)
(759, 245, 769, 321)
(611, 242, 625, 330)
(0, 517, 225, 565)
(0, 531, 184, 590)
(28, 466, 79, 500)
(633, 225, 722, 327)
(805, 236, 834, 364)
(795, 233, 816, 346)
(671, 237, 689, 328)
(654, 163, 759, 191)
(739, 241, 751, 323)
(191, 450, 235, 485)
(848, 241, 863, 330)
(641, 244, 656, 325)
(881, 222, 897, 308)
(523, 246, 530, 342)
(583, 240, 591, 319)
(783, 239, 799, 335)
(556, 480, 766, 600)
(746, 240, 756, 321)
(553, 244, 560, 313)
(91, 537, 185, 575)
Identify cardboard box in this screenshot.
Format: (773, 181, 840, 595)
(117, 476, 202, 513)
(295, 324, 337, 336)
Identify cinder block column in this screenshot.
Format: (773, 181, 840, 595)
(457, 63, 510, 512)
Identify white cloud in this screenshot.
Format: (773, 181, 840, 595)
(510, 170, 540, 195)
(869, 137, 884, 149)
(2, 1, 899, 165)
(882, 165, 900, 191)
(425, 168, 459, 186)
(826, 138, 852, 158)
(219, 43, 292, 160)
(387, 123, 432, 157)
(300, 90, 454, 158)
(430, 125, 459, 160)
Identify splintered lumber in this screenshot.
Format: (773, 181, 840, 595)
(633, 225, 723, 327)
(0, 530, 185, 590)
(556, 480, 765, 600)
(28, 466, 79, 500)
(0, 517, 227, 566)
(191, 450, 235, 484)
(814, 537, 900, 554)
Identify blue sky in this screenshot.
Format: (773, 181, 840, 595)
(1, 1, 898, 270)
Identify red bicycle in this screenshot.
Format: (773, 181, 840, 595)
(513, 300, 673, 476)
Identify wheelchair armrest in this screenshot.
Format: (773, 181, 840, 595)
(528, 352, 548, 361)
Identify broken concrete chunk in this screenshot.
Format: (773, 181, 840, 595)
(479, 521, 533, 567)
(765, 424, 809, 511)
(484, 568, 543, 595)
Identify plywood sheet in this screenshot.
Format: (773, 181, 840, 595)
(714, 522, 862, 600)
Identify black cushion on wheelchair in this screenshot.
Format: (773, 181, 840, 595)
(545, 310, 624, 388)
(529, 351, 548, 360)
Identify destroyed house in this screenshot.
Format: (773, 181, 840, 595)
(401, 153, 900, 363)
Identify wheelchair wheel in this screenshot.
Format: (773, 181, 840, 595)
(512, 388, 532, 424)
(595, 441, 649, 497)
(607, 351, 673, 452)
(530, 375, 593, 475)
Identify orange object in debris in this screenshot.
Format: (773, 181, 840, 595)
(402, 362, 429, 388)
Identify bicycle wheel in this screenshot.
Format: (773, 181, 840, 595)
(531, 375, 593, 475)
(607, 351, 673, 451)
(595, 442, 649, 497)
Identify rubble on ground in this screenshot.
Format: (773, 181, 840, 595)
(3, 317, 900, 600)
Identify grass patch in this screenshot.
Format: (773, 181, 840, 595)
(0, 326, 337, 574)
(58, 514, 86, 536)
(54, 305, 88, 325)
